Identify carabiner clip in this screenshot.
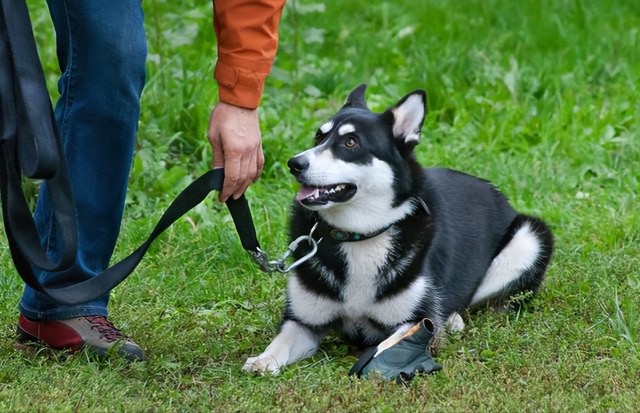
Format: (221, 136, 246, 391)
(251, 222, 321, 273)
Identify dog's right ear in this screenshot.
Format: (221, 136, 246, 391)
(342, 84, 369, 110)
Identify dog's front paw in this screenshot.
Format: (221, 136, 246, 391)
(242, 355, 282, 375)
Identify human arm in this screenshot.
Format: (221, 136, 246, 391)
(209, 0, 286, 201)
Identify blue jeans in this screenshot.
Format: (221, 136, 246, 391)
(19, 0, 147, 320)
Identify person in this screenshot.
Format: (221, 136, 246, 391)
(16, 0, 286, 361)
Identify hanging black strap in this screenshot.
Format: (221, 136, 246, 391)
(2, 167, 261, 305)
(0, 0, 261, 305)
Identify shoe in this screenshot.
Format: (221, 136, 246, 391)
(17, 314, 145, 361)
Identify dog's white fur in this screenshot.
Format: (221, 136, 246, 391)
(470, 222, 541, 305)
(243, 320, 319, 375)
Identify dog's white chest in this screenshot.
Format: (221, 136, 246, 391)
(340, 234, 425, 326)
(340, 238, 390, 313)
(288, 232, 426, 331)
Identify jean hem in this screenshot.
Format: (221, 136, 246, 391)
(19, 303, 108, 321)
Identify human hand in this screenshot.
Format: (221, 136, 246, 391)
(208, 102, 264, 202)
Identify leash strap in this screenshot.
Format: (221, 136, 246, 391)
(0, 0, 261, 304)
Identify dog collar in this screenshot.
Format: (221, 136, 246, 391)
(323, 196, 430, 242)
(327, 225, 393, 242)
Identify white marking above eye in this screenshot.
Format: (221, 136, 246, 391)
(320, 120, 334, 134)
(338, 123, 355, 135)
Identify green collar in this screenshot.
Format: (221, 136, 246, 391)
(328, 224, 393, 242)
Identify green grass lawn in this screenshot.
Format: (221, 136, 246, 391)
(1, 0, 639, 411)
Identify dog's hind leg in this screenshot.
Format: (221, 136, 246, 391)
(445, 312, 464, 332)
(469, 215, 554, 308)
(242, 320, 321, 375)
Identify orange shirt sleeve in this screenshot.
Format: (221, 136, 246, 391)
(213, 0, 286, 109)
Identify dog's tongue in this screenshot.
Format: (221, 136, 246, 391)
(295, 186, 319, 202)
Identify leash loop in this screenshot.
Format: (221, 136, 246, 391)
(252, 222, 321, 273)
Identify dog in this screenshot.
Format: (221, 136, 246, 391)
(243, 84, 554, 375)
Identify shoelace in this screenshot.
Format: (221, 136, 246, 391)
(86, 316, 125, 342)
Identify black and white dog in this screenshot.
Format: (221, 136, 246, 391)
(243, 85, 554, 375)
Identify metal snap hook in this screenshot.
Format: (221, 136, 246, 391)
(251, 222, 321, 274)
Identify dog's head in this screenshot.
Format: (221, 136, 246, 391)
(287, 85, 426, 230)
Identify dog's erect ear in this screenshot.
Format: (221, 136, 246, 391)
(389, 90, 427, 146)
(342, 84, 369, 110)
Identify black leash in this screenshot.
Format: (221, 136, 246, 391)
(0, 0, 266, 305)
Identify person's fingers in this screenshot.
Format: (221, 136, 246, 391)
(221, 145, 260, 201)
(220, 160, 241, 201)
(232, 150, 258, 200)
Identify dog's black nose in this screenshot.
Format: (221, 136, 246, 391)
(287, 156, 309, 176)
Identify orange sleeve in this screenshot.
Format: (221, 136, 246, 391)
(213, 0, 286, 109)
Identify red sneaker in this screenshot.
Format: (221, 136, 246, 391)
(17, 315, 144, 361)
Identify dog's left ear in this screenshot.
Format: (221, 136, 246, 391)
(388, 90, 427, 146)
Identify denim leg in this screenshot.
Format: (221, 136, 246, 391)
(19, 0, 147, 320)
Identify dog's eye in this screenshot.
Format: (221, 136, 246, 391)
(344, 136, 358, 149)
(315, 130, 324, 144)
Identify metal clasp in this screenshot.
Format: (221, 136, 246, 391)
(251, 222, 321, 273)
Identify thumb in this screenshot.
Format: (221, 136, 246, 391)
(212, 148, 224, 169)
(209, 118, 224, 170)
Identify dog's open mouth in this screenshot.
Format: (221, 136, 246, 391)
(295, 183, 357, 206)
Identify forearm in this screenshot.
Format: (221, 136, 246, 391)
(212, 0, 286, 109)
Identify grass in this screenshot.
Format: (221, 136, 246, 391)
(1, 0, 639, 411)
